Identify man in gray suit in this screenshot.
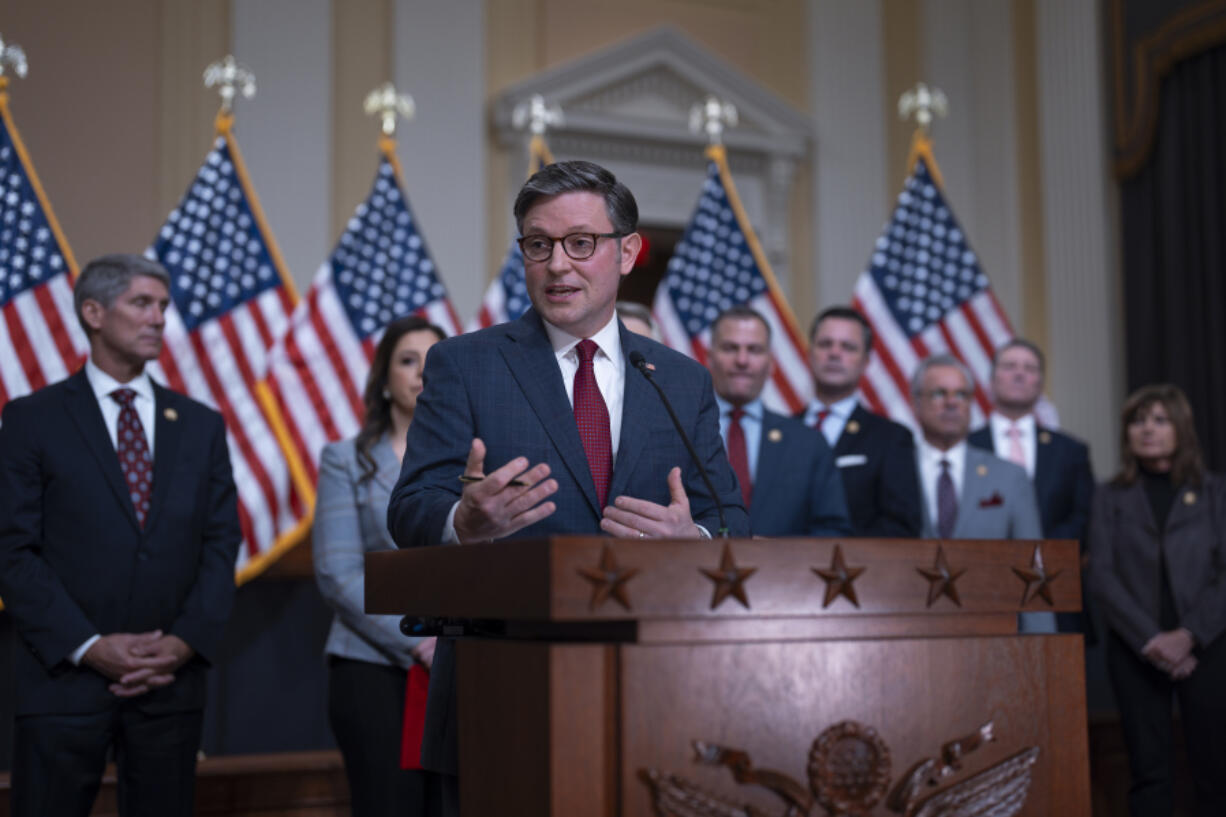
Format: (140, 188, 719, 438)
(911, 355, 1051, 631)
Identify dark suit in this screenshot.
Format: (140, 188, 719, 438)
(748, 410, 851, 537)
(0, 368, 240, 815)
(1088, 476, 1226, 815)
(799, 404, 921, 537)
(387, 309, 747, 778)
(969, 422, 1094, 634)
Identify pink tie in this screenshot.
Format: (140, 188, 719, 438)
(1006, 424, 1026, 468)
(573, 340, 612, 509)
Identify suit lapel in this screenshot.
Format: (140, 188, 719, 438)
(609, 328, 651, 503)
(834, 404, 864, 456)
(370, 439, 401, 549)
(63, 370, 141, 530)
(954, 448, 984, 538)
(753, 413, 785, 509)
(145, 384, 184, 533)
(500, 311, 601, 515)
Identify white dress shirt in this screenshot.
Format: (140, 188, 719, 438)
(989, 412, 1036, 478)
(72, 360, 158, 665)
(802, 394, 858, 447)
(916, 437, 967, 528)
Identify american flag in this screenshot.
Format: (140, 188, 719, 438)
(0, 86, 88, 414)
(468, 134, 553, 330)
(147, 120, 312, 581)
(851, 133, 1028, 431)
(262, 142, 461, 484)
(654, 144, 811, 413)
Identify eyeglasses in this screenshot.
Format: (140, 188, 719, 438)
(921, 388, 974, 403)
(517, 232, 624, 262)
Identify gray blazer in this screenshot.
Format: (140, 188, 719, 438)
(919, 445, 1042, 540)
(314, 437, 423, 668)
(1088, 474, 1226, 653)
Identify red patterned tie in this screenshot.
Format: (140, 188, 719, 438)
(112, 388, 153, 528)
(573, 339, 612, 509)
(727, 407, 752, 509)
(814, 408, 830, 431)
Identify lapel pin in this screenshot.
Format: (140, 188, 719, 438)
(163, 408, 178, 422)
(1038, 431, 1052, 444)
(846, 420, 860, 434)
(1184, 491, 1197, 505)
(768, 429, 783, 443)
(976, 464, 988, 477)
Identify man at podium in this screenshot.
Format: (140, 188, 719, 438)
(387, 160, 747, 814)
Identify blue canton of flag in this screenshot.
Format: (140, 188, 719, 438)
(153, 139, 281, 330)
(866, 158, 990, 337)
(661, 164, 767, 338)
(331, 158, 449, 339)
(0, 94, 87, 411)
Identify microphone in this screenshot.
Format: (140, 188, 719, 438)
(629, 351, 729, 537)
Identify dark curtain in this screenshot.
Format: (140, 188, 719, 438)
(1121, 45, 1226, 471)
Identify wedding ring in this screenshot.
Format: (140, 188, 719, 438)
(638, 530, 645, 538)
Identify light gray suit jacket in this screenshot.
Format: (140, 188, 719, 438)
(313, 437, 423, 668)
(919, 444, 1042, 540)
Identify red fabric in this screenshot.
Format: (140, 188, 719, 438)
(814, 408, 830, 432)
(399, 665, 430, 770)
(727, 407, 752, 509)
(112, 388, 153, 527)
(573, 339, 612, 509)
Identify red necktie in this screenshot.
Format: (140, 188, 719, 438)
(814, 408, 830, 431)
(573, 339, 612, 509)
(112, 388, 153, 528)
(727, 407, 752, 509)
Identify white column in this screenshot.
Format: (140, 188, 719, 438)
(810, 0, 889, 313)
(232, 0, 332, 293)
(393, 0, 485, 325)
(1036, 0, 1121, 475)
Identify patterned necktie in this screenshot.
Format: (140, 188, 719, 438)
(936, 458, 957, 538)
(1006, 423, 1026, 468)
(726, 407, 752, 509)
(112, 388, 153, 528)
(814, 408, 830, 432)
(573, 339, 612, 509)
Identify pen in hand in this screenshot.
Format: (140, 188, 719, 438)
(459, 474, 527, 488)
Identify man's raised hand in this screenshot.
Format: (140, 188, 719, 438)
(453, 438, 557, 542)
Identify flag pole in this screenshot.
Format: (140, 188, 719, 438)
(899, 82, 949, 190)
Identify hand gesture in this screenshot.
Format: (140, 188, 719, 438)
(600, 466, 702, 539)
(1142, 628, 1195, 674)
(453, 438, 557, 543)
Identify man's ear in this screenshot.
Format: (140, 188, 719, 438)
(80, 299, 105, 333)
(619, 232, 643, 275)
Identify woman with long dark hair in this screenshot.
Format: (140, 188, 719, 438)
(313, 315, 446, 817)
(1088, 383, 1226, 816)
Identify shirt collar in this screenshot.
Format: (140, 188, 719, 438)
(85, 358, 154, 405)
(543, 312, 623, 366)
(918, 436, 967, 471)
(716, 395, 764, 421)
(990, 411, 1035, 437)
(819, 394, 858, 419)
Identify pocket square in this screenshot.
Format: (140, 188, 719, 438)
(836, 454, 868, 468)
(978, 492, 1004, 508)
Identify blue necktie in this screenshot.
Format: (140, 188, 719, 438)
(937, 459, 957, 538)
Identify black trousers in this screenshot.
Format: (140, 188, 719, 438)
(327, 656, 442, 817)
(11, 705, 202, 817)
(1106, 631, 1226, 817)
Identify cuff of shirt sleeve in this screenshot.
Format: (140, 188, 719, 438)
(695, 524, 711, 539)
(442, 501, 460, 544)
(71, 634, 101, 666)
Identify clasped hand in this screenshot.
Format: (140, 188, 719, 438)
(1142, 628, 1197, 680)
(453, 440, 700, 543)
(82, 630, 195, 698)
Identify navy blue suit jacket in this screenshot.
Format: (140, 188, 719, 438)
(798, 404, 922, 537)
(0, 368, 241, 717)
(750, 410, 852, 537)
(387, 309, 747, 773)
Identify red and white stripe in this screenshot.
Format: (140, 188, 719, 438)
(0, 273, 88, 413)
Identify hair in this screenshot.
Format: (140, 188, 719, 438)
(354, 315, 447, 482)
(513, 160, 639, 236)
(615, 300, 655, 332)
(910, 353, 974, 397)
(1113, 383, 1204, 488)
(992, 338, 1046, 375)
(809, 305, 872, 350)
(711, 304, 772, 343)
(73, 254, 172, 334)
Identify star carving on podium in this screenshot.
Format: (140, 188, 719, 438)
(700, 542, 757, 610)
(917, 545, 967, 608)
(812, 544, 866, 608)
(1012, 543, 1062, 606)
(576, 545, 640, 611)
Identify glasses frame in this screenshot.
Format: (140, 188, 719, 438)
(517, 232, 625, 262)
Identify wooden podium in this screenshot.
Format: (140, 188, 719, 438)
(367, 537, 1090, 816)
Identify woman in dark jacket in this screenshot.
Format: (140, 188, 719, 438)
(1088, 383, 1226, 816)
